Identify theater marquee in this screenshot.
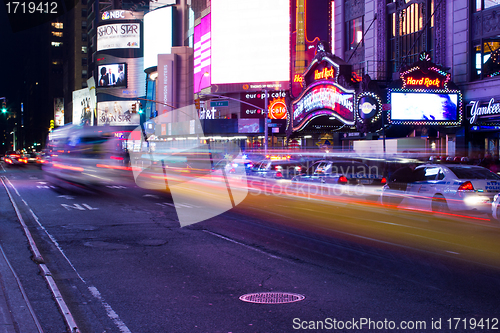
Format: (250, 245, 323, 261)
(292, 82, 354, 131)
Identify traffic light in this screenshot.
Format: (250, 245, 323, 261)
(131, 103, 136, 113)
(1, 101, 6, 113)
(138, 103, 143, 114)
(49, 120, 54, 129)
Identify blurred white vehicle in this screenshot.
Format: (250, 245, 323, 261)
(381, 164, 500, 215)
(42, 125, 132, 187)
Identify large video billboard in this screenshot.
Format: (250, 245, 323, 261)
(194, 14, 211, 93)
(97, 23, 140, 51)
(210, 0, 289, 85)
(144, 6, 173, 70)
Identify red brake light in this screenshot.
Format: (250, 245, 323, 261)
(381, 177, 387, 184)
(458, 181, 474, 191)
(276, 172, 283, 178)
(339, 175, 348, 184)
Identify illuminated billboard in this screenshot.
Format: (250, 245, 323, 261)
(97, 63, 127, 87)
(97, 101, 140, 126)
(388, 52, 463, 126)
(290, 0, 332, 97)
(144, 6, 173, 70)
(97, 23, 140, 51)
(54, 98, 64, 127)
(72, 88, 93, 126)
(389, 91, 460, 124)
(211, 0, 289, 85)
(194, 14, 211, 93)
(240, 90, 288, 119)
(292, 82, 355, 131)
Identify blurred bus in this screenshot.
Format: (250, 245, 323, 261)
(43, 125, 133, 187)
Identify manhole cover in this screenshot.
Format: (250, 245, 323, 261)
(239, 292, 305, 304)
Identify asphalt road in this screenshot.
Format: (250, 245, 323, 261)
(1, 163, 500, 332)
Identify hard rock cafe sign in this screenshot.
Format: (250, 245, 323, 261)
(290, 48, 354, 132)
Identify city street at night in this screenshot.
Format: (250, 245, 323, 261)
(2, 0, 500, 332)
(1, 163, 500, 332)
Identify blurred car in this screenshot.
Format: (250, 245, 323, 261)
(292, 159, 386, 185)
(24, 152, 39, 163)
(249, 157, 305, 179)
(212, 157, 253, 175)
(381, 164, 500, 214)
(4, 150, 28, 166)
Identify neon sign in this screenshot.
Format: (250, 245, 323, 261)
(469, 98, 500, 124)
(314, 67, 335, 80)
(268, 97, 287, 119)
(405, 77, 441, 88)
(292, 82, 355, 131)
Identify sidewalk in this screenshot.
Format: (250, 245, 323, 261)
(0, 178, 43, 333)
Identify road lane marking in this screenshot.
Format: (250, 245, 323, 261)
(203, 230, 283, 260)
(3, 176, 131, 333)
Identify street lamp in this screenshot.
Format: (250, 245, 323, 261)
(198, 71, 209, 94)
(10, 131, 16, 151)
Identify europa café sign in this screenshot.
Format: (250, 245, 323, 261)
(291, 54, 355, 132)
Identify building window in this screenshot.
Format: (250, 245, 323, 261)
(82, 46, 87, 54)
(82, 8, 87, 17)
(82, 58, 88, 66)
(475, 0, 500, 11)
(82, 81, 88, 88)
(51, 41, 63, 47)
(51, 22, 63, 29)
(51, 31, 63, 37)
(82, 20, 87, 29)
(82, 69, 88, 78)
(82, 33, 87, 42)
(346, 16, 364, 50)
(387, 0, 433, 74)
(473, 40, 500, 79)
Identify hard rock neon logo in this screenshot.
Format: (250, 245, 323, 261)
(405, 77, 441, 88)
(294, 74, 304, 87)
(314, 66, 335, 80)
(268, 97, 287, 119)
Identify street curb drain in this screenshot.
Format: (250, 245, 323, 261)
(239, 292, 305, 304)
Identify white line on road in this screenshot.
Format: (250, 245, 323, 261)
(203, 230, 283, 260)
(4, 176, 132, 333)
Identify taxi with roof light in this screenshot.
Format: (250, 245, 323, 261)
(381, 164, 500, 214)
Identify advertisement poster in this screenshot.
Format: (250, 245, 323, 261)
(54, 98, 64, 127)
(72, 88, 93, 126)
(97, 101, 140, 126)
(97, 23, 140, 51)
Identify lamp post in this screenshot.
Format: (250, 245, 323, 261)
(10, 131, 16, 151)
(198, 71, 209, 94)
